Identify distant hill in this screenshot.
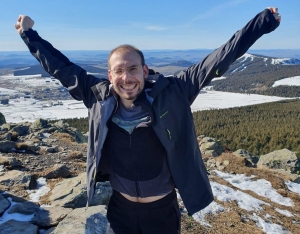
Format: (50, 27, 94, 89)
(156, 60, 194, 67)
(212, 53, 300, 97)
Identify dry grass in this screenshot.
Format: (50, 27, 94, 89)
(52, 132, 76, 144)
(15, 142, 29, 150)
(65, 151, 84, 161)
(188, 152, 300, 234)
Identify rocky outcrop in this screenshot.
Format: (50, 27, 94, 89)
(50, 206, 107, 234)
(199, 137, 224, 157)
(49, 173, 112, 208)
(233, 149, 259, 167)
(0, 118, 88, 153)
(257, 148, 300, 173)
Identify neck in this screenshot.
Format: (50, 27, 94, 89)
(120, 99, 135, 109)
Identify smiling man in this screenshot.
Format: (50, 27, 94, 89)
(16, 7, 280, 234)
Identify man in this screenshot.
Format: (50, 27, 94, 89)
(15, 7, 280, 234)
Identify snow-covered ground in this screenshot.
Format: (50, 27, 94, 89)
(191, 171, 300, 233)
(272, 76, 300, 87)
(0, 88, 292, 123)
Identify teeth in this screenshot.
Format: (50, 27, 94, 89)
(121, 84, 136, 90)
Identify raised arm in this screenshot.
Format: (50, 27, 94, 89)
(15, 15, 108, 107)
(176, 7, 281, 104)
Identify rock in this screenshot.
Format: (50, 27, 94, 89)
(0, 219, 38, 234)
(42, 164, 71, 179)
(0, 156, 22, 168)
(0, 194, 10, 216)
(223, 160, 230, 167)
(257, 149, 300, 173)
(0, 112, 6, 125)
(200, 140, 224, 157)
(50, 173, 112, 208)
(31, 206, 73, 227)
(46, 146, 59, 153)
(8, 201, 40, 215)
(0, 141, 16, 153)
(65, 127, 87, 143)
(51, 206, 107, 234)
(233, 149, 259, 167)
(0, 133, 12, 141)
(52, 120, 69, 129)
(30, 118, 49, 130)
(0, 170, 34, 189)
(11, 125, 29, 136)
(1, 123, 16, 131)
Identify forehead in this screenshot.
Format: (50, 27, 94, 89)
(109, 50, 141, 68)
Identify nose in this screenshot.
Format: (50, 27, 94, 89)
(121, 69, 131, 81)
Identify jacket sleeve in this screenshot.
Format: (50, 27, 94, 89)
(20, 29, 109, 108)
(175, 9, 280, 104)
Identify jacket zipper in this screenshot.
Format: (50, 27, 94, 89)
(129, 133, 141, 197)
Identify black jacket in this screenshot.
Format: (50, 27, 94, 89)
(21, 9, 279, 215)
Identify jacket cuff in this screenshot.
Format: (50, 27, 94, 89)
(263, 8, 280, 33)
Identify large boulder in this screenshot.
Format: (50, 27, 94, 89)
(30, 118, 49, 130)
(41, 164, 72, 179)
(31, 206, 73, 227)
(199, 137, 224, 157)
(11, 124, 29, 136)
(8, 201, 40, 215)
(0, 141, 16, 153)
(0, 170, 34, 189)
(49, 173, 112, 208)
(0, 219, 38, 234)
(233, 149, 259, 167)
(257, 149, 300, 173)
(50, 206, 107, 234)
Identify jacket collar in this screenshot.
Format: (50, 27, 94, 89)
(145, 74, 169, 99)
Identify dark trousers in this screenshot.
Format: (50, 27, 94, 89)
(107, 189, 181, 234)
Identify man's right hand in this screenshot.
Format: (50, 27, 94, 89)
(15, 15, 34, 35)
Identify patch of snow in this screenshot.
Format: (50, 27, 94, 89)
(0, 165, 4, 172)
(272, 76, 300, 87)
(191, 91, 290, 112)
(26, 177, 50, 203)
(214, 171, 294, 207)
(271, 58, 300, 65)
(238, 53, 255, 63)
(211, 76, 226, 81)
(285, 181, 300, 195)
(251, 213, 290, 234)
(275, 208, 294, 217)
(210, 181, 269, 211)
(192, 201, 225, 227)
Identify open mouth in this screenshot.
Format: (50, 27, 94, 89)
(120, 84, 137, 91)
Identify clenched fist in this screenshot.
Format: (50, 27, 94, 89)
(15, 15, 34, 34)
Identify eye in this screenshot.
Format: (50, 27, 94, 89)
(128, 66, 139, 73)
(113, 68, 123, 75)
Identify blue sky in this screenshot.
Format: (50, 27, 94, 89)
(0, 0, 299, 51)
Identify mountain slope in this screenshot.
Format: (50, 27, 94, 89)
(212, 53, 300, 97)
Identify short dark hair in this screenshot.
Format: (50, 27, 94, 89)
(108, 44, 145, 69)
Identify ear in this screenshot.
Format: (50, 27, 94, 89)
(108, 70, 113, 83)
(143, 64, 149, 79)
